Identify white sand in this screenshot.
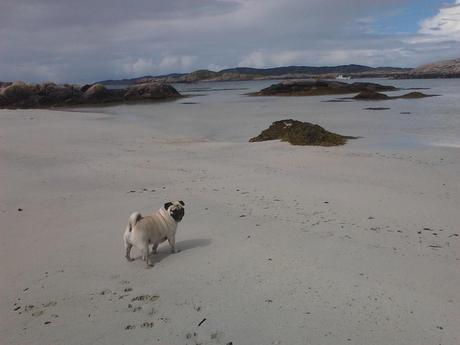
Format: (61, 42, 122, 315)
(1, 108, 459, 345)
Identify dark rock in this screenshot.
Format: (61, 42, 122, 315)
(364, 107, 390, 110)
(249, 119, 356, 146)
(80, 84, 92, 92)
(1, 82, 34, 103)
(352, 91, 435, 101)
(398, 91, 434, 99)
(353, 90, 389, 100)
(0, 81, 182, 108)
(83, 84, 111, 100)
(254, 80, 398, 96)
(124, 83, 181, 101)
(37, 83, 82, 106)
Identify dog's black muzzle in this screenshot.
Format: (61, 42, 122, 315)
(171, 208, 184, 222)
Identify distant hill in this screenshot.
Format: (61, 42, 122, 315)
(97, 73, 186, 85)
(407, 58, 460, 79)
(97, 65, 411, 85)
(218, 65, 402, 76)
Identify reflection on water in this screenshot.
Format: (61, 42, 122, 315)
(79, 78, 460, 149)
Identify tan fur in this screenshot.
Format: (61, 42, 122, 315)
(123, 201, 184, 267)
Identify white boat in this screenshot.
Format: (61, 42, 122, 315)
(336, 74, 351, 80)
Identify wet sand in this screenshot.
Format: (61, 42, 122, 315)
(0, 108, 459, 345)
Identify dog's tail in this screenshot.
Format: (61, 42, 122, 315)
(127, 212, 142, 232)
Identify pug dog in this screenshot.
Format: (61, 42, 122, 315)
(123, 200, 185, 267)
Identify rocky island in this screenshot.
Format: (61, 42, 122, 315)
(253, 80, 398, 96)
(352, 90, 436, 100)
(249, 119, 356, 146)
(0, 81, 181, 109)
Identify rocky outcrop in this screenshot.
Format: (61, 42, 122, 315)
(0, 81, 182, 109)
(0, 82, 35, 105)
(37, 83, 83, 106)
(83, 84, 111, 100)
(253, 80, 398, 96)
(398, 92, 434, 99)
(352, 90, 435, 101)
(124, 83, 181, 101)
(353, 90, 390, 100)
(249, 119, 355, 146)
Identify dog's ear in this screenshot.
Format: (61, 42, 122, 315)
(164, 202, 173, 210)
(178, 200, 185, 206)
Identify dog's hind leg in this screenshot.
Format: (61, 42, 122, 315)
(125, 243, 134, 261)
(124, 232, 134, 262)
(143, 243, 153, 267)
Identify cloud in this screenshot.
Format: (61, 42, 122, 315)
(114, 55, 197, 78)
(238, 47, 417, 69)
(0, 0, 459, 83)
(418, 1, 460, 41)
(159, 55, 196, 71)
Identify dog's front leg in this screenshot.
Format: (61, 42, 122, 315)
(168, 236, 176, 253)
(152, 242, 159, 255)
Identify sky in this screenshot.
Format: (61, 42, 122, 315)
(0, 0, 459, 83)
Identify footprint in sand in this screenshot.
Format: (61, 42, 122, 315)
(42, 301, 57, 308)
(140, 321, 154, 328)
(99, 289, 112, 296)
(131, 295, 159, 302)
(24, 305, 35, 312)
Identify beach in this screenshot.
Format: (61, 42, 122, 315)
(1, 81, 460, 345)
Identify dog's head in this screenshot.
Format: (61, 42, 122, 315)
(164, 200, 185, 222)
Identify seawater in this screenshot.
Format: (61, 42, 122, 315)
(82, 78, 460, 149)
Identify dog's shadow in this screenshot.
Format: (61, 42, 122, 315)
(133, 238, 212, 264)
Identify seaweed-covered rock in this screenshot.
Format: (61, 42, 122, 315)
(0, 81, 182, 108)
(37, 83, 82, 105)
(0, 81, 34, 103)
(353, 90, 389, 100)
(352, 90, 435, 101)
(80, 84, 92, 93)
(398, 92, 433, 99)
(249, 119, 355, 146)
(124, 83, 181, 101)
(83, 84, 111, 100)
(254, 80, 397, 96)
